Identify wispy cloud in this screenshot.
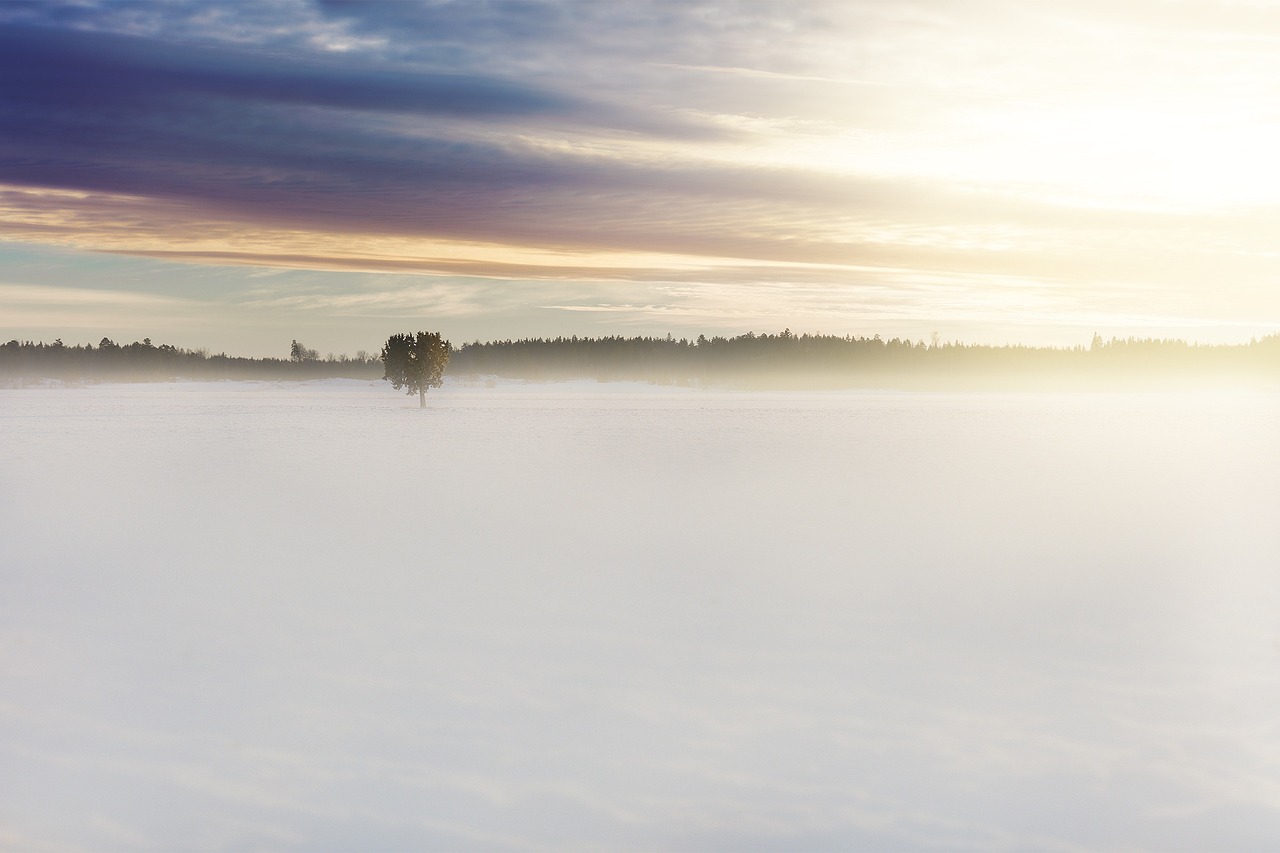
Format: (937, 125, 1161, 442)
(2, 0, 1279, 349)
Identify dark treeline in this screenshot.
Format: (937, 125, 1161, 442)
(5, 330, 1280, 388)
(0, 337, 381, 384)
(448, 330, 1280, 388)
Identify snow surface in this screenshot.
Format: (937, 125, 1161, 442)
(2, 378, 1279, 850)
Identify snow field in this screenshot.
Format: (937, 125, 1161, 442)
(2, 379, 1279, 850)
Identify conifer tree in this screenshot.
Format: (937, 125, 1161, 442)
(381, 331, 451, 407)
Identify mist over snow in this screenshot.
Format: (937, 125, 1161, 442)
(2, 379, 1280, 850)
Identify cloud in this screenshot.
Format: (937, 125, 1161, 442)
(0, 281, 206, 336)
(0, 24, 576, 117)
(2, 1, 1280, 347)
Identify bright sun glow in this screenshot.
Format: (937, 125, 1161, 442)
(4, 1, 1280, 354)
(777, 99, 1280, 213)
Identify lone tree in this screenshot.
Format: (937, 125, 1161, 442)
(381, 331, 451, 407)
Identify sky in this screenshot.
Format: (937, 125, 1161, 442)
(2, 0, 1280, 357)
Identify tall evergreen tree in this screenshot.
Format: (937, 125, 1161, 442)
(381, 331, 451, 408)
(290, 340, 319, 362)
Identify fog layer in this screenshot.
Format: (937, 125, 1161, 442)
(2, 380, 1278, 850)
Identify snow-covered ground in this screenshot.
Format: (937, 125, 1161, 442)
(2, 378, 1279, 850)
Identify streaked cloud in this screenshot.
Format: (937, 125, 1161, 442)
(1, 0, 1279, 352)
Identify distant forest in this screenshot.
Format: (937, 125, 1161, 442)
(0, 338, 383, 383)
(4, 331, 1280, 389)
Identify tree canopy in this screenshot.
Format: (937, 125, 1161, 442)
(381, 331, 451, 407)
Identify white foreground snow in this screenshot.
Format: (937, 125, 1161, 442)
(2, 379, 1279, 850)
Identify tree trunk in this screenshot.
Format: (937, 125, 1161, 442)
(419, 388, 426, 408)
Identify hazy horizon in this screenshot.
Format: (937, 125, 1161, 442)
(5, 4, 1280, 848)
